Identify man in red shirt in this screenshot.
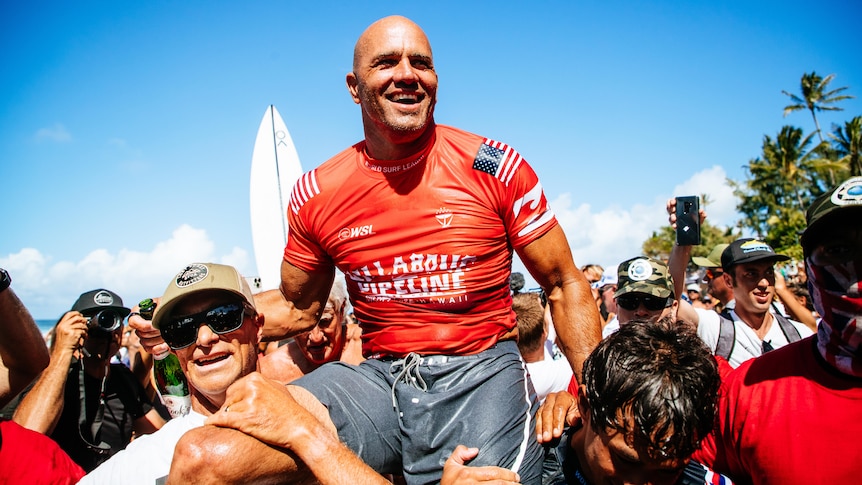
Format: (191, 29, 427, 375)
(692, 176, 862, 483)
(135, 15, 600, 484)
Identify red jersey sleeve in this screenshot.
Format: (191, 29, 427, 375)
(477, 138, 557, 249)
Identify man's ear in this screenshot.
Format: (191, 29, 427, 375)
(577, 385, 590, 424)
(253, 312, 264, 342)
(346, 72, 360, 104)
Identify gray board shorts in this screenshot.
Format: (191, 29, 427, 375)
(292, 340, 543, 485)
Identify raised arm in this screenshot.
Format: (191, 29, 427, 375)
(518, 225, 601, 380)
(0, 282, 50, 406)
(13, 312, 86, 434)
(666, 198, 705, 327)
(773, 271, 817, 331)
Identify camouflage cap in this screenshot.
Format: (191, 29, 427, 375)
(614, 257, 674, 299)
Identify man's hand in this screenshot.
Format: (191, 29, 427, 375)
(441, 445, 521, 484)
(666, 197, 707, 232)
(206, 372, 322, 449)
(54, 311, 89, 355)
(536, 391, 579, 444)
(127, 298, 169, 357)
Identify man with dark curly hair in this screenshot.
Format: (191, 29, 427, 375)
(538, 317, 732, 485)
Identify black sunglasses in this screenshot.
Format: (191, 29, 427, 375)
(705, 269, 724, 280)
(616, 294, 672, 312)
(161, 303, 247, 350)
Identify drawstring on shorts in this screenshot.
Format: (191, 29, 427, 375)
(388, 352, 427, 414)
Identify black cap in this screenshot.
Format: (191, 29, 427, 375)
(800, 176, 862, 253)
(71, 289, 131, 317)
(721, 238, 790, 270)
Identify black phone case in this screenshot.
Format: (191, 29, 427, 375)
(676, 196, 701, 245)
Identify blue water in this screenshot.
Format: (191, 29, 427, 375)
(36, 319, 57, 335)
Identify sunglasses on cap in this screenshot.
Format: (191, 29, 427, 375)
(161, 302, 248, 350)
(616, 294, 673, 312)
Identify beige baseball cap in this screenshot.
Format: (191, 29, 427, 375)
(152, 263, 255, 330)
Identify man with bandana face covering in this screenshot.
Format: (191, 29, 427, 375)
(692, 176, 862, 484)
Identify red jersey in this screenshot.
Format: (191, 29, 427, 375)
(693, 337, 862, 484)
(0, 419, 85, 484)
(285, 125, 557, 357)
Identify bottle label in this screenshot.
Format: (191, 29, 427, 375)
(162, 394, 192, 419)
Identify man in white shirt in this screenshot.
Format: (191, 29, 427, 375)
(84, 263, 519, 485)
(677, 239, 813, 367)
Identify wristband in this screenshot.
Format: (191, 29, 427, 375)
(0, 268, 10, 294)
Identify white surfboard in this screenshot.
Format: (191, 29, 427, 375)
(249, 105, 303, 291)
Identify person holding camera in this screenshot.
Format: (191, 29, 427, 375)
(9, 289, 165, 472)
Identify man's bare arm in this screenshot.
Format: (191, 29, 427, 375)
(0, 286, 50, 406)
(666, 198, 705, 327)
(518, 225, 601, 380)
(774, 271, 817, 331)
(13, 312, 86, 434)
(257, 260, 335, 341)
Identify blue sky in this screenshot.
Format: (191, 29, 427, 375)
(2, 1, 860, 318)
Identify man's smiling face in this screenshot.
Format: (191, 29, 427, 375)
(347, 16, 438, 146)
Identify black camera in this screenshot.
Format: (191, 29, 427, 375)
(86, 309, 122, 333)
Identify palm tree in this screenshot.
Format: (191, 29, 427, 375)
(760, 126, 820, 211)
(831, 116, 862, 177)
(782, 72, 854, 144)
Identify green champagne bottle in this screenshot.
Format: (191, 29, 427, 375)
(139, 298, 191, 419)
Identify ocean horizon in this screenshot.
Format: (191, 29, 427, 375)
(36, 319, 58, 335)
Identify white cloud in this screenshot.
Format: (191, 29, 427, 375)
(670, 165, 738, 229)
(34, 123, 72, 143)
(2, 224, 250, 319)
(514, 166, 740, 286)
(7, 169, 740, 317)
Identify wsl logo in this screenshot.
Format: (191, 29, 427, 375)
(339, 224, 375, 240)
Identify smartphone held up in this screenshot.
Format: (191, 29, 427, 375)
(675, 195, 701, 246)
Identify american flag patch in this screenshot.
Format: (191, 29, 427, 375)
(472, 139, 523, 186)
(289, 170, 321, 214)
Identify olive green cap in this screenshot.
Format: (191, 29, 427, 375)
(691, 243, 729, 268)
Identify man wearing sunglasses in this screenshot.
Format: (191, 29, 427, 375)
(84, 263, 521, 485)
(601, 257, 678, 338)
(9, 289, 165, 472)
(80, 263, 270, 482)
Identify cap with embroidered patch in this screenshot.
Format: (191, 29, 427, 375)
(721, 238, 789, 270)
(614, 257, 674, 299)
(71, 289, 131, 318)
(152, 263, 255, 330)
(801, 176, 862, 253)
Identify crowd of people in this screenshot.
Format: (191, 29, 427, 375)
(0, 14, 859, 485)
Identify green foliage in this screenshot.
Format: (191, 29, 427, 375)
(831, 116, 862, 176)
(642, 218, 740, 264)
(643, 72, 857, 260)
